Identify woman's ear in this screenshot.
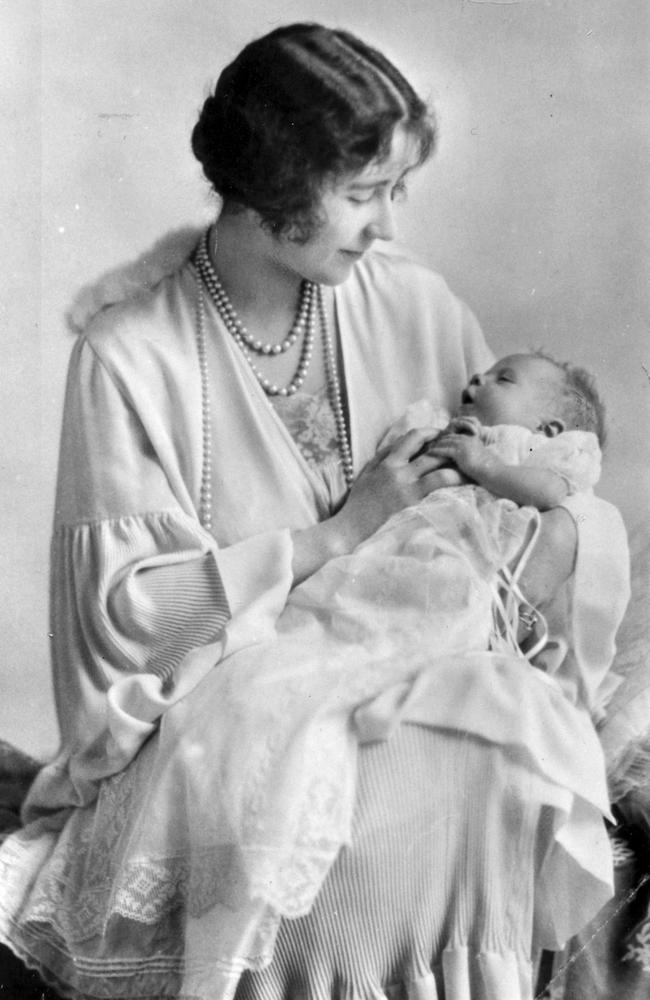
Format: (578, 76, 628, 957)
(540, 418, 565, 438)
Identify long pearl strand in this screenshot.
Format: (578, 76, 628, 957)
(317, 285, 354, 489)
(193, 231, 354, 531)
(195, 283, 214, 531)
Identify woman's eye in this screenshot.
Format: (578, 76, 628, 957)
(347, 180, 408, 205)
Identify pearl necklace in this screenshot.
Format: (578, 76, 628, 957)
(194, 229, 315, 397)
(193, 229, 354, 531)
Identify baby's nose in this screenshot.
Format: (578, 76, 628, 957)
(462, 373, 483, 401)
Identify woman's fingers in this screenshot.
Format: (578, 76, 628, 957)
(420, 466, 465, 491)
(409, 452, 449, 477)
(427, 434, 461, 458)
(385, 427, 442, 464)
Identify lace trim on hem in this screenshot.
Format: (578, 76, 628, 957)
(1, 922, 537, 1000)
(0, 925, 184, 999)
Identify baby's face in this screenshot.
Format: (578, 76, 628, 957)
(459, 354, 562, 430)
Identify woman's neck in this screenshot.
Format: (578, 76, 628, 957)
(212, 210, 304, 333)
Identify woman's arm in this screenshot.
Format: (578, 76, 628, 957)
(428, 425, 569, 511)
(517, 505, 577, 606)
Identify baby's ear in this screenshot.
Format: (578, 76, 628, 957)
(540, 418, 565, 438)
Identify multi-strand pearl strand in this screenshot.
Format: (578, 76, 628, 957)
(194, 230, 316, 397)
(192, 228, 354, 529)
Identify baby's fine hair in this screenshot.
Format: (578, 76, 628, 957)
(534, 350, 607, 446)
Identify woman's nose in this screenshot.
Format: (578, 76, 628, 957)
(365, 197, 396, 242)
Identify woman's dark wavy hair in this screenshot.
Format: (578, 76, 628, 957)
(191, 23, 435, 241)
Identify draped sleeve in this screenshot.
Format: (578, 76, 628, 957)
(25, 276, 295, 818)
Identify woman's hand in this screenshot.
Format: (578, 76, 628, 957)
(335, 427, 457, 548)
(290, 427, 449, 585)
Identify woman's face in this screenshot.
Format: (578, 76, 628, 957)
(268, 124, 422, 286)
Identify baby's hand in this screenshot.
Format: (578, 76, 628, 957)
(427, 428, 488, 479)
(446, 415, 483, 437)
(411, 417, 484, 466)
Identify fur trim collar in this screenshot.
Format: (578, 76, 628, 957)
(66, 226, 204, 333)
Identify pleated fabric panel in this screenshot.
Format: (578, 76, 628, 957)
(235, 724, 542, 1000)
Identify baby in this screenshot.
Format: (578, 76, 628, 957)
(399, 349, 603, 511)
(384, 349, 604, 654)
(135, 351, 622, 939)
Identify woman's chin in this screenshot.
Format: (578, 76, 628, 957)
(313, 253, 363, 286)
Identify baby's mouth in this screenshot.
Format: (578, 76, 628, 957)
(460, 388, 473, 405)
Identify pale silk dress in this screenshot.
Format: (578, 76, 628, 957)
(0, 234, 629, 1000)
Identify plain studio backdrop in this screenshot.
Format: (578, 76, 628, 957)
(2, 0, 648, 760)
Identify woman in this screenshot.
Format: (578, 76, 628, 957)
(0, 22, 628, 1000)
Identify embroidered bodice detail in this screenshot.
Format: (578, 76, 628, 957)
(271, 386, 340, 471)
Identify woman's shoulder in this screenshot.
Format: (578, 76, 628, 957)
(69, 228, 202, 365)
(82, 271, 191, 348)
(67, 227, 201, 335)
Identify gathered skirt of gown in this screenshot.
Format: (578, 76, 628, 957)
(0, 721, 612, 1000)
(0, 490, 614, 1000)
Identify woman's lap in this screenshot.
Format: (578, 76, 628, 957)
(0, 724, 604, 1000)
(235, 724, 545, 1000)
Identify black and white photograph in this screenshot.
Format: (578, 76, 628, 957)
(1, 2, 649, 998)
